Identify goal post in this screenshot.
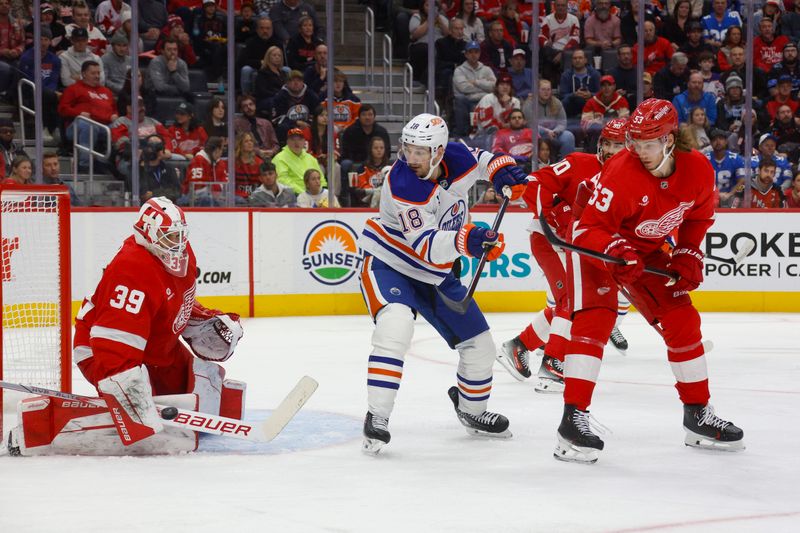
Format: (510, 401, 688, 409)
(1, 184, 72, 442)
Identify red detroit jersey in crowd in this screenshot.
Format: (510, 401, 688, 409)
(575, 148, 715, 257)
(73, 236, 198, 385)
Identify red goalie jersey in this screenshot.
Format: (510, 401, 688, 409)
(73, 236, 198, 386)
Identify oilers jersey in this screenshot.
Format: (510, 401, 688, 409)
(360, 142, 496, 285)
(707, 150, 745, 193)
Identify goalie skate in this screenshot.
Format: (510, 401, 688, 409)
(535, 356, 564, 394)
(609, 326, 628, 354)
(554, 404, 604, 464)
(7, 427, 21, 457)
(447, 387, 511, 438)
(496, 336, 531, 381)
(683, 404, 744, 452)
(362, 412, 391, 455)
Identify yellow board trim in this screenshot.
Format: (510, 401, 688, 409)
(69, 291, 800, 320)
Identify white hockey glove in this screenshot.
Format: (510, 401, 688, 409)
(98, 365, 163, 445)
(182, 302, 244, 362)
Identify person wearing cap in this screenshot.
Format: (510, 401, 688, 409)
(507, 48, 532, 100)
(101, 30, 130, 95)
(269, 0, 320, 45)
(168, 101, 208, 159)
(715, 73, 745, 134)
(706, 127, 745, 207)
(584, 0, 621, 51)
(754, 16, 789, 73)
(146, 36, 190, 97)
(270, 68, 320, 142)
(679, 20, 712, 70)
(642, 71, 655, 99)
(95, 0, 131, 37)
(0, 0, 23, 98)
(60, 26, 105, 88)
(24, 3, 67, 53)
(434, 17, 466, 97)
(751, 133, 794, 190)
(769, 42, 800, 97)
(653, 51, 689, 101)
(272, 127, 326, 196)
(0, 118, 24, 180)
(452, 39, 496, 137)
(580, 74, 630, 152)
(474, 73, 521, 137)
(155, 15, 198, 67)
(701, 0, 742, 50)
(766, 74, 799, 119)
(66, 1, 108, 56)
(754, 0, 784, 31)
(672, 71, 717, 124)
(19, 26, 62, 139)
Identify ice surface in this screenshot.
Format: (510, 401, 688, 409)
(2, 312, 799, 532)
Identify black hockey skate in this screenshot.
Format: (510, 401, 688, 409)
(683, 404, 744, 451)
(554, 404, 605, 464)
(447, 387, 511, 438)
(610, 326, 629, 354)
(535, 355, 564, 394)
(496, 336, 532, 381)
(362, 412, 391, 455)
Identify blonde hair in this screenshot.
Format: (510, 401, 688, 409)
(261, 46, 284, 70)
(235, 132, 257, 162)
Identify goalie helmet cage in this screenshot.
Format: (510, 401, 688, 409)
(1, 185, 72, 440)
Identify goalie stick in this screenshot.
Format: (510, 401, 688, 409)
(0, 376, 318, 444)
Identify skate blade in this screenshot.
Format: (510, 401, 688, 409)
(534, 378, 564, 394)
(612, 345, 628, 356)
(684, 430, 745, 452)
(496, 351, 529, 382)
(362, 438, 387, 456)
(553, 435, 599, 464)
(464, 427, 513, 439)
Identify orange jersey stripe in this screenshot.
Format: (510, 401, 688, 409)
(458, 384, 492, 395)
(368, 368, 403, 379)
(360, 256, 383, 317)
(366, 219, 454, 270)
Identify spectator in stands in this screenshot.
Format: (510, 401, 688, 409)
(235, 2, 257, 42)
(269, 0, 319, 44)
(248, 160, 297, 207)
(507, 48, 531, 100)
(716, 25, 743, 71)
(584, 0, 621, 53)
(653, 51, 689, 101)
(203, 96, 229, 140)
(58, 60, 118, 171)
(662, 0, 693, 50)
(270, 69, 320, 142)
(610, 45, 636, 103)
(783, 2, 800, 43)
(642, 72, 655, 99)
(633, 20, 673, 76)
(235, 94, 279, 159)
(755, 17, 789, 73)
(329, 69, 361, 127)
(287, 15, 322, 72)
(66, 1, 107, 56)
(720, 46, 769, 106)
(752, 133, 793, 190)
(767, 75, 799, 119)
(770, 42, 800, 97)
(538, 0, 580, 81)
(457, 0, 484, 43)
(169, 101, 208, 160)
(481, 21, 512, 74)
(523, 78, 574, 159)
(273, 127, 325, 194)
(19, 26, 61, 139)
(192, 0, 227, 82)
(771, 103, 800, 157)
(786, 171, 800, 208)
(309, 104, 337, 162)
(435, 17, 466, 98)
(683, 107, 711, 152)
(680, 20, 712, 70)
(255, 45, 288, 116)
(146, 37, 190, 98)
(497, 0, 523, 49)
(698, 51, 724, 99)
(409, 1, 449, 85)
(352, 136, 389, 208)
(537, 138, 555, 167)
(581, 75, 630, 152)
(673, 71, 718, 124)
(733, 156, 786, 209)
(491, 108, 533, 164)
(233, 131, 264, 202)
(182, 136, 227, 206)
(297, 168, 339, 208)
(95, 0, 130, 36)
(339, 103, 389, 171)
(138, 0, 168, 45)
(707, 128, 745, 207)
(118, 11, 144, 51)
(0, 0, 23, 98)
(1, 154, 32, 184)
(715, 73, 745, 138)
(42, 152, 81, 205)
(452, 40, 496, 137)
(155, 15, 198, 67)
(110, 96, 173, 182)
(702, 0, 742, 50)
(25, 3, 67, 53)
(303, 43, 328, 97)
(475, 73, 520, 141)
(239, 17, 282, 95)
(139, 134, 182, 203)
(61, 27, 105, 88)
(560, 49, 600, 118)
(0, 119, 23, 180)
(102, 31, 129, 95)
(476, 186, 501, 205)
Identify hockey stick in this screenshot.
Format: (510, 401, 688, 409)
(0, 376, 318, 444)
(439, 190, 511, 314)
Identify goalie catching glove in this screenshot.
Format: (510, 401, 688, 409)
(456, 224, 505, 261)
(488, 154, 527, 200)
(182, 302, 244, 362)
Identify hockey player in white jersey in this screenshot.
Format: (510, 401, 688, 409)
(358, 113, 528, 454)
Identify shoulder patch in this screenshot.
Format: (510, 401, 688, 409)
(387, 161, 438, 204)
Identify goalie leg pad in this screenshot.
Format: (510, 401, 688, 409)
(98, 365, 163, 445)
(367, 303, 414, 418)
(455, 330, 496, 416)
(220, 380, 247, 420)
(188, 358, 226, 416)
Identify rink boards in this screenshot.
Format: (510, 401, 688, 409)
(68, 208, 800, 316)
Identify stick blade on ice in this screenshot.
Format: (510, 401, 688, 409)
(262, 376, 318, 442)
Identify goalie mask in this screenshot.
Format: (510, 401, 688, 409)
(133, 197, 190, 277)
(398, 113, 448, 181)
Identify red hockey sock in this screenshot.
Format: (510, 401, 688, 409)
(661, 306, 710, 405)
(519, 307, 554, 351)
(563, 308, 615, 410)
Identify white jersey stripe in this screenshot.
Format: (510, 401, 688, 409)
(90, 325, 147, 351)
(73, 345, 94, 364)
(564, 353, 602, 383)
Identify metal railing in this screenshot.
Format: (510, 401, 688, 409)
(382, 34, 394, 118)
(340, 0, 345, 45)
(72, 116, 112, 204)
(188, 180, 229, 207)
(364, 7, 375, 88)
(16, 79, 36, 147)
(402, 63, 414, 123)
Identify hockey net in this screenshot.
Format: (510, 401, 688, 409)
(1, 185, 72, 441)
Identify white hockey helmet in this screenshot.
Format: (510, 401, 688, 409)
(400, 113, 449, 180)
(133, 197, 190, 277)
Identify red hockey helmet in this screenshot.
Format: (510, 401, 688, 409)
(600, 118, 628, 143)
(627, 98, 679, 141)
(133, 197, 190, 277)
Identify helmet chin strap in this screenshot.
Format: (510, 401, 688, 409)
(651, 141, 675, 176)
(419, 147, 444, 181)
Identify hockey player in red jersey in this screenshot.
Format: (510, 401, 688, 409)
(554, 99, 744, 464)
(8, 198, 246, 456)
(497, 118, 631, 392)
